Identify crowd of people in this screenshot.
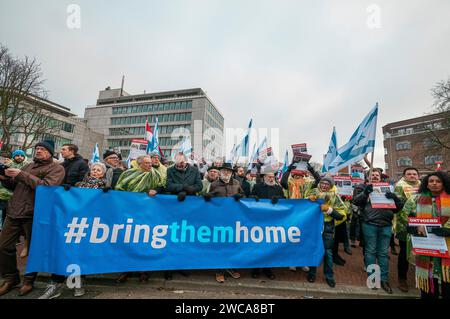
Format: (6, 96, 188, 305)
(0, 139, 449, 299)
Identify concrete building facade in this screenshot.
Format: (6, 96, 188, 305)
(383, 111, 450, 179)
(1, 94, 105, 159)
(84, 87, 225, 160)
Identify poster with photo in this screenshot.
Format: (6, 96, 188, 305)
(334, 176, 353, 196)
(129, 139, 148, 160)
(408, 218, 450, 258)
(369, 182, 396, 209)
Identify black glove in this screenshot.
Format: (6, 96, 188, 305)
(287, 163, 296, 171)
(306, 162, 314, 172)
(102, 186, 112, 193)
(177, 192, 187, 202)
(384, 191, 398, 200)
(271, 196, 279, 205)
(183, 185, 197, 195)
(249, 195, 260, 202)
(204, 193, 213, 202)
(406, 226, 419, 235)
(429, 227, 450, 237)
(62, 184, 71, 191)
(233, 193, 243, 201)
(364, 184, 373, 195)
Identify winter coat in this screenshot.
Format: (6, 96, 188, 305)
(251, 182, 285, 199)
(0, 158, 28, 201)
(209, 178, 244, 197)
(1, 157, 65, 219)
(61, 154, 89, 186)
(353, 183, 402, 227)
(104, 162, 124, 189)
(166, 164, 203, 195)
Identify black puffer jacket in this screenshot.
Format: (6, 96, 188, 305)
(61, 155, 89, 186)
(353, 183, 402, 227)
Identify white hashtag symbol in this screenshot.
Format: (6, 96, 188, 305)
(64, 218, 89, 243)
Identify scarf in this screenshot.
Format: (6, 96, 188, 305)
(414, 191, 450, 293)
(75, 176, 107, 189)
(115, 168, 164, 193)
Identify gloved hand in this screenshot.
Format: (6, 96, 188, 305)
(249, 195, 260, 202)
(183, 185, 197, 195)
(233, 193, 243, 201)
(102, 186, 112, 193)
(385, 191, 399, 200)
(177, 192, 187, 202)
(321, 204, 330, 213)
(308, 195, 318, 202)
(204, 193, 213, 202)
(429, 227, 450, 237)
(406, 226, 419, 235)
(288, 163, 296, 171)
(364, 184, 373, 195)
(62, 184, 71, 191)
(271, 196, 279, 204)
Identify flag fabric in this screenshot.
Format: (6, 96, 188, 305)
(327, 104, 378, 174)
(145, 118, 154, 154)
(235, 119, 252, 157)
(322, 127, 338, 173)
(179, 135, 192, 157)
(247, 142, 258, 170)
(148, 118, 159, 154)
(277, 149, 289, 180)
(90, 143, 100, 164)
(227, 143, 237, 163)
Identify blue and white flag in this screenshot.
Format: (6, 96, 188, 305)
(322, 127, 338, 173)
(247, 142, 258, 170)
(235, 119, 252, 157)
(327, 104, 378, 174)
(149, 118, 159, 153)
(90, 143, 100, 164)
(277, 149, 289, 180)
(179, 135, 192, 157)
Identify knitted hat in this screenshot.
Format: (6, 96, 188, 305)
(103, 150, 118, 160)
(35, 140, 55, 156)
(12, 150, 26, 158)
(319, 176, 335, 187)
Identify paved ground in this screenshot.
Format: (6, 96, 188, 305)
(2, 239, 419, 299)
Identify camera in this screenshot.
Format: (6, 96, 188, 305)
(0, 163, 10, 176)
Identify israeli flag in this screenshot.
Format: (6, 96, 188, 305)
(236, 119, 252, 157)
(322, 127, 338, 173)
(90, 143, 100, 164)
(247, 142, 258, 170)
(179, 135, 192, 157)
(327, 104, 378, 174)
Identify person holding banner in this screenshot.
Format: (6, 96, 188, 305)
(353, 169, 404, 294)
(0, 140, 65, 298)
(404, 171, 450, 299)
(199, 165, 219, 195)
(164, 152, 202, 280)
(102, 150, 124, 189)
(206, 162, 243, 283)
(394, 167, 421, 293)
(250, 171, 285, 280)
(150, 151, 167, 185)
(114, 155, 165, 283)
(307, 176, 347, 288)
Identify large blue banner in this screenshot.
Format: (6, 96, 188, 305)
(26, 186, 325, 275)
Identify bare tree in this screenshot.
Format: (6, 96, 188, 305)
(0, 44, 60, 154)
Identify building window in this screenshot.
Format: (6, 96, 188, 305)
(397, 129, 405, 135)
(425, 155, 443, 165)
(397, 157, 412, 167)
(385, 163, 389, 170)
(405, 128, 413, 134)
(396, 141, 411, 150)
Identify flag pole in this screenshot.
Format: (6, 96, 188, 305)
(368, 151, 375, 183)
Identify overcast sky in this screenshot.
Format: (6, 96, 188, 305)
(1, 0, 449, 167)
